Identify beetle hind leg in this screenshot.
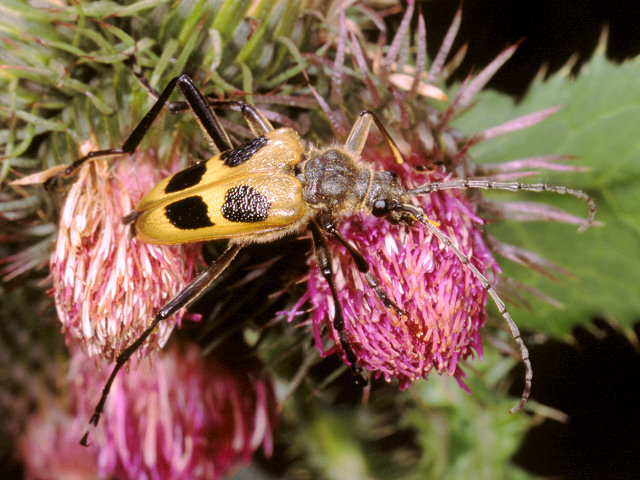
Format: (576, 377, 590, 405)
(121, 210, 140, 225)
(80, 243, 242, 446)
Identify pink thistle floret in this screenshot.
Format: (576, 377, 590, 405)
(307, 158, 498, 389)
(50, 154, 198, 362)
(68, 343, 276, 480)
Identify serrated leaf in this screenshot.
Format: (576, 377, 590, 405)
(453, 47, 640, 335)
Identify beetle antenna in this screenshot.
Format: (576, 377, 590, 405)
(397, 202, 532, 413)
(408, 179, 595, 232)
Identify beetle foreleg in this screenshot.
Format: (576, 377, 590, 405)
(320, 215, 403, 317)
(344, 110, 405, 165)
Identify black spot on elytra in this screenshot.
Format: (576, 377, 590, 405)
(164, 162, 207, 193)
(221, 185, 270, 223)
(220, 136, 268, 167)
(165, 196, 214, 230)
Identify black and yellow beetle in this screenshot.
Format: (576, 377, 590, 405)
(53, 72, 595, 446)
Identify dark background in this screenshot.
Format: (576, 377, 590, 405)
(421, 0, 640, 98)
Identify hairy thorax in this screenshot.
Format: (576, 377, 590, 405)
(299, 146, 375, 216)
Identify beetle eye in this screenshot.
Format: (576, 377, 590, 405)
(372, 199, 389, 217)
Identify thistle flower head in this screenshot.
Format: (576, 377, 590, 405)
(50, 153, 199, 361)
(308, 157, 496, 388)
(90, 343, 276, 480)
(20, 342, 276, 480)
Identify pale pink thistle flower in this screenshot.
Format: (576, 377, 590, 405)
(68, 343, 276, 480)
(50, 154, 199, 361)
(307, 157, 497, 390)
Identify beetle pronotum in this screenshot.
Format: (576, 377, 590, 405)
(50, 72, 595, 446)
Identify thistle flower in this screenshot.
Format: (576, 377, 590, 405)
(50, 153, 199, 361)
(307, 161, 495, 389)
(20, 342, 276, 480)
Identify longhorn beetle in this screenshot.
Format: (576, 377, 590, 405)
(51, 72, 596, 446)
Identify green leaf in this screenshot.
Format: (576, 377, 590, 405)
(408, 347, 533, 480)
(453, 47, 640, 335)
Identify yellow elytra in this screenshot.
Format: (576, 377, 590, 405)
(133, 127, 309, 244)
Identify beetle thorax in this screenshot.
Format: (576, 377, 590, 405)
(299, 146, 411, 221)
(300, 147, 372, 215)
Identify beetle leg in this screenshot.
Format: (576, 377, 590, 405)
(344, 110, 405, 165)
(171, 75, 233, 153)
(80, 243, 242, 446)
(309, 221, 366, 386)
(130, 63, 273, 136)
(47, 76, 179, 183)
(320, 214, 403, 317)
(48, 75, 233, 187)
(206, 99, 274, 137)
(178, 98, 273, 138)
